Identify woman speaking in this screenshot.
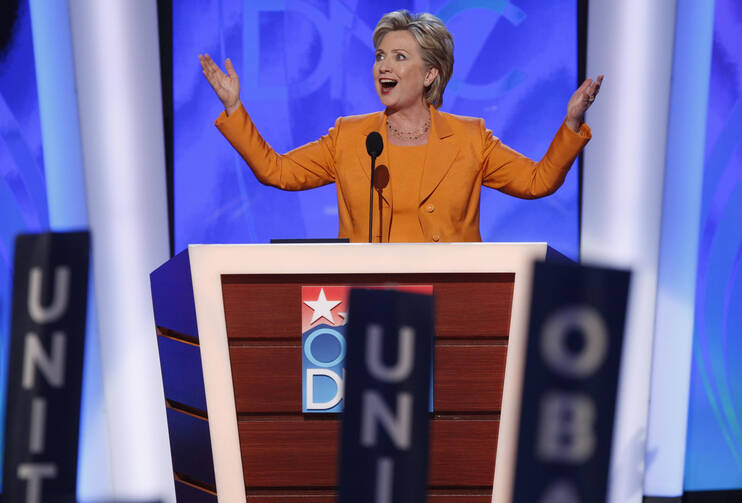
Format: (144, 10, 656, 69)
(199, 10, 602, 243)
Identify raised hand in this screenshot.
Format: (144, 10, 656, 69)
(565, 75, 603, 132)
(199, 54, 241, 115)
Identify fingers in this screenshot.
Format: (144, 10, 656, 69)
(198, 54, 209, 76)
(199, 53, 226, 87)
(225, 58, 237, 78)
(199, 53, 215, 73)
(198, 54, 208, 76)
(592, 74, 603, 96)
(198, 54, 214, 74)
(577, 75, 604, 95)
(588, 74, 603, 98)
(578, 74, 604, 107)
(205, 54, 221, 78)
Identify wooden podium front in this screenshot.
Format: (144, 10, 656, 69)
(151, 243, 556, 503)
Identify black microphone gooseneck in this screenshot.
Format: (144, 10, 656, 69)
(365, 132, 384, 243)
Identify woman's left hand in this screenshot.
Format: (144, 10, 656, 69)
(565, 75, 603, 132)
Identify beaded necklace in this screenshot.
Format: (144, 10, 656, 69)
(386, 116, 431, 142)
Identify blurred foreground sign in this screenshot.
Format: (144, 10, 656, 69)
(338, 289, 433, 503)
(513, 262, 630, 503)
(3, 232, 90, 503)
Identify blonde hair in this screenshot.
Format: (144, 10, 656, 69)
(372, 10, 454, 109)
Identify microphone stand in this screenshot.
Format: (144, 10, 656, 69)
(365, 132, 383, 243)
(368, 155, 377, 243)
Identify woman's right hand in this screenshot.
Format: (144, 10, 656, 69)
(199, 54, 241, 115)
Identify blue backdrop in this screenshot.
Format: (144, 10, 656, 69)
(0, 0, 48, 485)
(684, 0, 742, 491)
(174, 0, 580, 256)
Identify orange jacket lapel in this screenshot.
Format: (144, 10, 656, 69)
(419, 106, 459, 204)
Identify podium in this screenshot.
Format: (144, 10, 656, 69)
(151, 243, 563, 502)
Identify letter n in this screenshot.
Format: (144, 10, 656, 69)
(22, 332, 67, 389)
(360, 391, 412, 450)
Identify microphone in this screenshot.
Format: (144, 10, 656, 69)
(366, 132, 383, 158)
(365, 132, 384, 243)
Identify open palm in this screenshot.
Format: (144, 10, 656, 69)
(199, 54, 241, 115)
(566, 75, 603, 131)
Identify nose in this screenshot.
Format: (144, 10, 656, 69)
(377, 58, 391, 73)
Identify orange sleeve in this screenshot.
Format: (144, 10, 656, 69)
(215, 104, 338, 191)
(481, 119, 591, 199)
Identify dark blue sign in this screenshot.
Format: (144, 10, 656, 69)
(338, 289, 434, 503)
(513, 261, 630, 503)
(2, 232, 90, 503)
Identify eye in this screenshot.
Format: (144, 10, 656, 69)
(375, 53, 383, 62)
(395, 53, 406, 61)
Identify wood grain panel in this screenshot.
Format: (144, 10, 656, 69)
(229, 345, 301, 413)
(222, 273, 510, 498)
(434, 280, 512, 339)
(430, 420, 497, 487)
(239, 419, 498, 488)
(434, 344, 507, 412)
(222, 273, 513, 341)
(223, 282, 299, 339)
(229, 345, 506, 414)
(241, 420, 336, 487)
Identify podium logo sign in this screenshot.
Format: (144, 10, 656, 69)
(512, 262, 630, 503)
(301, 285, 433, 413)
(302, 286, 349, 413)
(3, 232, 90, 503)
(338, 289, 434, 503)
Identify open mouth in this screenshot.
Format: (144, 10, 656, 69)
(380, 79, 398, 90)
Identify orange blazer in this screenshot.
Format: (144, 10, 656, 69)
(215, 104, 591, 243)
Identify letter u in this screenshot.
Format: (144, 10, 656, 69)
(365, 324, 415, 382)
(28, 266, 71, 324)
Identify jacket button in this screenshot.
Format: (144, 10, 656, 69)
(432, 234, 440, 242)
(426, 204, 435, 213)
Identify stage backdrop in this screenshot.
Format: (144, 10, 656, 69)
(173, 0, 579, 257)
(684, 0, 742, 492)
(0, 0, 49, 487)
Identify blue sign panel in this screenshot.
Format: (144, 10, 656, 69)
(512, 262, 630, 503)
(338, 288, 433, 503)
(3, 232, 90, 503)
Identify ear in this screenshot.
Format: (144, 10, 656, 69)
(425, 67, 439, 86)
